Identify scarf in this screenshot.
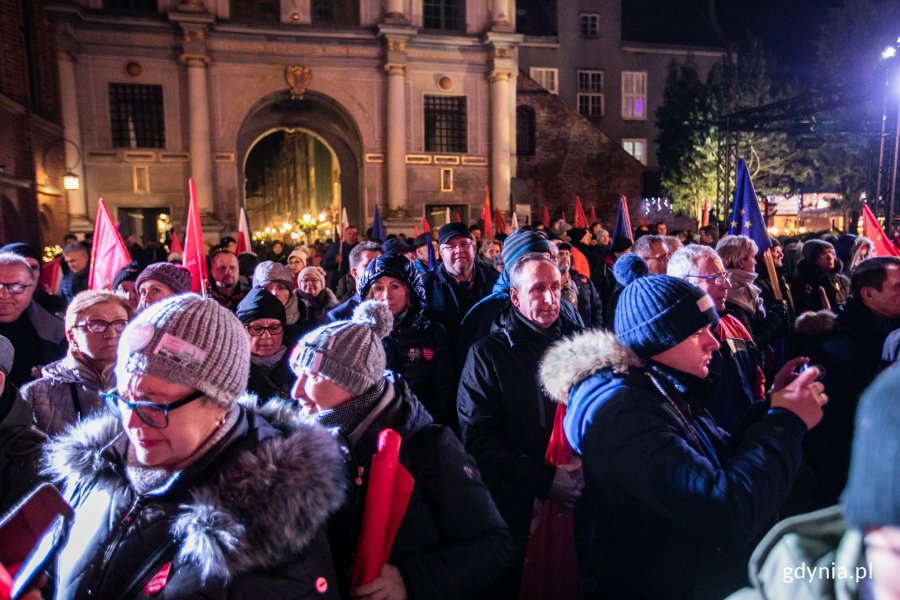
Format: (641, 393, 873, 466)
(314, 379, 387, 436)
(284, 292, 301, 326)
(250, 345, 287, 370)
(727, 268, 765, 318)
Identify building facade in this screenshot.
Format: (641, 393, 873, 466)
(45, 0, 521, 244)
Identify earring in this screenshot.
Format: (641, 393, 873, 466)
(216, 414, 226, 427)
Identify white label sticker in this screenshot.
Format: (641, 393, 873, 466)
(122, 323, 155, 353)
(696, 294, 715, 313)
(153, 332, 207, 371)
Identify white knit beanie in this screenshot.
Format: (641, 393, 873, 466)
(116, 294, 250, 408)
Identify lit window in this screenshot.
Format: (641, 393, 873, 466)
(622, 71, 647, 120)
(623, 139, 647, 165)
(580, 13, 600, 36)
(577, 71, 604, 117)
(530, 68, 558, 95)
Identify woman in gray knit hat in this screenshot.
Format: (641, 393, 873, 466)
(290, 300, 512, 600)
(45, 293, 346, 598)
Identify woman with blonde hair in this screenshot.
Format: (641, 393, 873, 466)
(22, 290, 133, 435)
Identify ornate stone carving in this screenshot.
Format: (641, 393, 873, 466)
(183, 29, 205, 43)
(387, 39, 407, 54)
(285, 65, 312, 99)
(493, 46, 512, 59)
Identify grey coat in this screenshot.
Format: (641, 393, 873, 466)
(21, 355, 112, 436)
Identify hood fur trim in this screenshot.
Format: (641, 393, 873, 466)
(45, 393, 346, 582)
(795, 309, 837, 336)
(540, 329, 642, 405)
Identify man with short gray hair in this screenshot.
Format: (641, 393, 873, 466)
(633, 234, 669, 274)
(60, 242, 90, 304)
(0, 253, 66, 386)
(458, 252, 583, 596)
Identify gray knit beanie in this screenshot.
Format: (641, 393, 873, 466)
(842, 364, 900, 528)
(253, 260, 294, 289)
(116, 294, 250, 408)
(135, 262, 192, 295)
(289, 300, 392, 396)
(614, 275, 719, 359)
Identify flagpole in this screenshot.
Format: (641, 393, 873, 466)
(762, 249, 782, 301)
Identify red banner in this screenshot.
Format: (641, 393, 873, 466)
(88, 198, 132, 291)
(862, 204, 900, 257)
(183, 179, 208, 294)
(236, 207, 252, 255)
(573, 197, 589, 228)
(481, 186, 493, 238)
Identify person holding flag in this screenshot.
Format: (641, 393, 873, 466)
(290, 301, 512, 600)
(322, 211, 359, 291)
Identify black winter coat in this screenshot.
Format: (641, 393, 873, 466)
(542, 329, 808, 600)
(0, 383, 47, 514)
(457, 306, 581, 546)
(46, 398, 346, 599)
(247, 354, 296, 403)
(422, 263, 499, 348)
(328, 374, 512, 600)
(793, 260, 850, 313)
(569, 269, 604, 328)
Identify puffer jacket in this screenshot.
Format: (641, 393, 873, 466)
(540, 329, 808, 599)
(45, 397, 346, 600)
(328, 373, 512, 600)
(21, 354, 114, 436)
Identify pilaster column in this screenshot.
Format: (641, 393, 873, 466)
(490, 69, 511, 213)
(180, 27, 214, 215)
(491, 0, 512, 29)
(57, 51, 91, 231)
(385, 0, 405, 21)
(386, 63, 408, 212)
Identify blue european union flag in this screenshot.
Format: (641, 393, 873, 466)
(372, 205, 385, 242)
(729, 158, 771, 256)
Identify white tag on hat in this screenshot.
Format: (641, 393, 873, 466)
(696, 294, 715, 313)
(121, 323, 155, 353)
(153, 333, 207, 371)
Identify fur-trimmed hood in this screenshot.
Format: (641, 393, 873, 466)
(540, 328, 642, 406)
(44, 394, 346, 583)
(795, 309, 838, 336)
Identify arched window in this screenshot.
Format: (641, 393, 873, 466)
(516, 106, 536, 156)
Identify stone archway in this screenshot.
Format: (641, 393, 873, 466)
(235, 90, 365, 235)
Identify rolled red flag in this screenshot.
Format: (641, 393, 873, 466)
(351, 429, 414, 587)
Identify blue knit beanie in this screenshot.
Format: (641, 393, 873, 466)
(501, 228, 551, 265)
(614, 275, 719, 359)
(613, 254, 648, 286)
(842, 364, 900, 528)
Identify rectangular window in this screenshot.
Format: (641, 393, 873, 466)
(530, 68, 558, 95)
(230, 0, 279, 21)
(580, 13, 599, 36)
(424, 95, 467, 153)
(622, 71, 647, 120)
(577, 70, 604, 117)
(423, 0, 462, 31)
(623, 139, 647, 165)
(109, 83, 165, 149)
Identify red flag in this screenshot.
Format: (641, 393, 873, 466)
(519, 404, 581, 599)
(413, 225, 420, 237)
(169, 230, 184, 255)
(481, 186, 493, 238)
(37, 255, 62, 295)
(542, 207, 551, 229)
(351, 429, 414, 587)
(455, 212, 462, 223)
(862, 204, 900, 257)
(88, 198, 132, 291)
(590, 205, 598, 224)
(421, 216, 431, 234)
(236, 207, 252, 255)
(494, 209, 507, 234)
(573, 197, 589, 228)
(183, 179, 209, 294)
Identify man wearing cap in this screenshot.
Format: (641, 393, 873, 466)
(0, 334, 47, 514)
(541, 275, 827, 599)
(422, 223, 499, 355)
(135, 262, 193, 311)
(0, 252, 66, 386)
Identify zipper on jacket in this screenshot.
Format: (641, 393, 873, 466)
(87, 496, 145, 597)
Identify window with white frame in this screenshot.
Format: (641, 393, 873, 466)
(577, 70, 604, 117)
(530, 68, 558, 95)
(622, 139, 647, 165)
(622, 71, 647, 120)
(580, 13, 600, 36)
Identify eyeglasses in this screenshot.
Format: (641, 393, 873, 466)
(101, 388, 206, 429)
(440, 240, 474, 251)
(0, 282, 32, 295)
(685, 272, 733, 287)
(647, 253, 671, 262)
(74, 319, 129, 334)
(246, 323, 284, 337)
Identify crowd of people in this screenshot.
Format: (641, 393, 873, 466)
(0, 216, 898, 599)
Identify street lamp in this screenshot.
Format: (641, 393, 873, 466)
(42, 138, 82, 191)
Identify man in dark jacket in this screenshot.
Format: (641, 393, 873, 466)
(795, 256, 900, 508)
(555, 242, 603, 328)
(0, 334, 47, 514)
(458, 253, 583, 598)
(540, 275, 828, 599)
(326, 241, 381, 322)
(422, 223, 499, 357)
(0, 252, 66, 386)
(322, 226, 359, 290)
(291, 300, 512, 600)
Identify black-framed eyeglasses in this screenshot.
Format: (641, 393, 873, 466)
(0, 282, 32, 295)
(74, 319, 128, 334)
(685, 272, 733, 287)
(440, 240, 474, 251)
(101, 388, 206, 429)
(246, 323, 284, 337)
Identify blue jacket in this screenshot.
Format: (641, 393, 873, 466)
(541, 329, 808, 599)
